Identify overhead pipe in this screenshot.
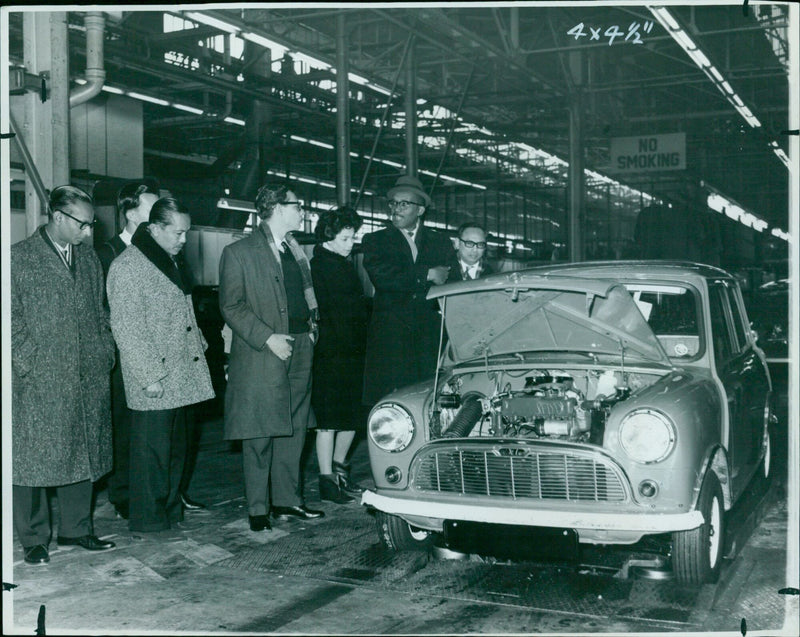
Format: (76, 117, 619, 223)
(70, 11, 106, 107)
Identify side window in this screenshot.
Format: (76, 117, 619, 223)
(726, 284, 749, 351)
(708, 283, 734, 366)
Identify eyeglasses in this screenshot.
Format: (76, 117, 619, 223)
(279, 200, 305, 211)
(56, 209, 96, 231)
(460, 239, 487, 249)
(388, 199, 422, 211)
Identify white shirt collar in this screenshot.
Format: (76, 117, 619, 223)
(120, 228, 133, 246)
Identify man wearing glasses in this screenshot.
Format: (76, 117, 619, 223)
(11, 185, 117, 565)
(219, 182, 324, 532)
(448, 222, 495, 282)
(361, 174, 453, 407)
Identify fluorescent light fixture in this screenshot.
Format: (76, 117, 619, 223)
(185, 11, 239, 34)
(349, 73, 369, 86)
(127, 91, 169, 106)
(369, 83, 393, 96)
(773, 147, 790, 166)
(671, 28, 697, 52)
(242, 31, 277, 50)
(174, 103, 204, 115)
(650, 6, 680, 30)
(217, 198, 256, 212)
(224, 116, 245, 126)
(689, 49, 711, 68)
(720, 81, 734, 94)
(294, 51, 330, 71)
(306, 139, 334, 149)
(771, 228, 791, 241)
(709, 67, 724, 82)
(101, 85, 125, 95)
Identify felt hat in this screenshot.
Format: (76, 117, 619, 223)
(386, 175, 431, 207)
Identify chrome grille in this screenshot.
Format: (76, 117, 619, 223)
(412, 445, 628, 502)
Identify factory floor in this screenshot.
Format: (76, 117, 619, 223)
(4, 391, 797, 636)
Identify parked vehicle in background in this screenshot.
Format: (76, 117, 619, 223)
(362, 261, 774, 585)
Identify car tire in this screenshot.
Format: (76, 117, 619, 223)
(375, 511, 434, 552)
(672, 471, 725, 585)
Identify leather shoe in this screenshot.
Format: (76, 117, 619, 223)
(180, 493, 207, 510)
(249, 515, 271, 532)
(24, 544, 49, 564)
(57, 534, 116, 551)
(271, 505, 325, 521)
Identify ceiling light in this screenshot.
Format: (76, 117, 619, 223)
(173, 103, 204, 115)
(128, 91, 169, 106)
(185, 11, 239, 34)
(101, 85, 125, 95)
(242, 31, 277, 49)
(224, 116, 245, 126)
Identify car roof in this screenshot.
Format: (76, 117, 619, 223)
(517, 260, 734, 283)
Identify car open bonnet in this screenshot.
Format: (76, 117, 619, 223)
(428, 273, 672, 366)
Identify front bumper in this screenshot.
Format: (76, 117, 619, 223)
(362, 489, 703, 534)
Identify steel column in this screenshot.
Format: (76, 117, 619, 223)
(22, 11, 70, 234)
(336, 13, 351, 207)
(404, 36, 418, 178)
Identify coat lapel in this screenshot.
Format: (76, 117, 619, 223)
(35, 228, 77, 281)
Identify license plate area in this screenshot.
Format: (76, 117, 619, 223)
(443, 520, 579, 562)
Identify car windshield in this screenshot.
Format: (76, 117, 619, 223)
(623, 284, 703, 360)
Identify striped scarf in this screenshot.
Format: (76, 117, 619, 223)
(259, 223, 319, 326)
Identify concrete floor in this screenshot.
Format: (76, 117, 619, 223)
(3, 391, 798, 636)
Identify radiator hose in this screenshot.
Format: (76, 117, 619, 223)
(443, 396, 483, 438)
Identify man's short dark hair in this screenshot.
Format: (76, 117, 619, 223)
(315, 206, 363, 242)
(255, 182, 295, 221)
(457, 222, 487, 239)
(48, 185, 92, 218)
(149, 197, 189, 226)
(117, 183, 157, 218)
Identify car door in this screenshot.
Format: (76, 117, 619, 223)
(708, 280, 768, 500)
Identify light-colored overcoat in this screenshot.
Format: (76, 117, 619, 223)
(11, 228, 115, 486)
(218, 224, 317, 439)
(107, 244, 214, 411)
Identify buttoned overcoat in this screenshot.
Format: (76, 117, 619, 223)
(219, 224, 317, 439)
(11, 228, 116, 486)
(361, 223, 453, 405)
(107, 245, 214, 411)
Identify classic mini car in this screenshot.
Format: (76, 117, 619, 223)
(362, 261, 773, 585)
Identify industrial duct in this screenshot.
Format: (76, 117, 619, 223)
(70, 11, 105, 107)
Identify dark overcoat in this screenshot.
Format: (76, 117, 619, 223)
(11, 228, 115, 486)
(106, 237, 214, 412)
(361, 223, 453, 405)
(310, 244, 369, 429)
(219, 224, 318, 439)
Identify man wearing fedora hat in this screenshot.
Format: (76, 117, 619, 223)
(361, 174, 453, 406)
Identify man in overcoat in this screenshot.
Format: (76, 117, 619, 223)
(218, 182, 323, 532)
(11, 185, 117, 565)
(361, 174, 453, 406)
(107, 197, 214, 533)
(96, 182, 159, 520)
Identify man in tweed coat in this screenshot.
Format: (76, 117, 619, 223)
(219, 182, 323, 532)
(11, 185, 117, 565)
(107, 197, 214, 533)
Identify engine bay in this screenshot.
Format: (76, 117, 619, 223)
(430, 367, 662, 444)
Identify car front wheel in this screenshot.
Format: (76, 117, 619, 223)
(672, 471, 725, 585)
(375, 511, 435, 552)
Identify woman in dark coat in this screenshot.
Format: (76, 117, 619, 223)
(311, 207, 369, 504)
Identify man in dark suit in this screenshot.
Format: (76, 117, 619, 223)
(447, 222, 495, 281)
(96, 183, 158, 520)
(361, 175, 453, 406)
(219, 182, 324, 532)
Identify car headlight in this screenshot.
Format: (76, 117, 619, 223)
(368, 403, 415, 452)
(619, 409, 676, 463)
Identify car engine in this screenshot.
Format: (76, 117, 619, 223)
(430, 369, 645, 444)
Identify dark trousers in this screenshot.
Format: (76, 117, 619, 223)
(13, 480, 93, 548)
(242, 333, 313, 516)
(129, 407, 187, 532)
(107, 360, 132, 507)
(179, 411, 201, 496)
